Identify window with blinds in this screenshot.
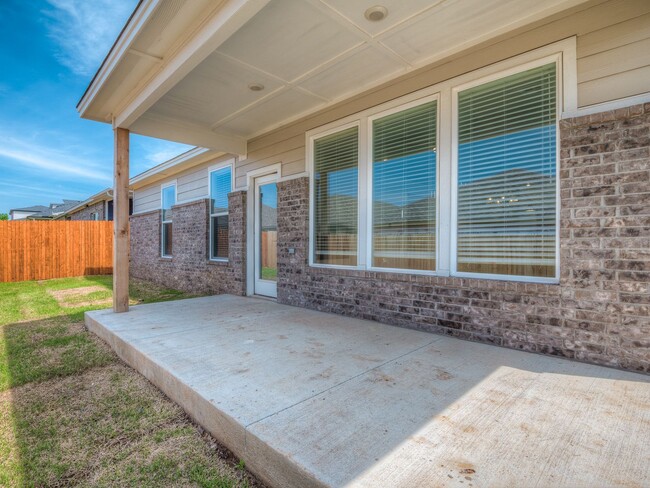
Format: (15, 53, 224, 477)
(313, 126, 358, 266)
(210, 166, 231, 260)
(456, 63, 557, 278)
(161, 184, 175, 257)
(372, 100, 437, 271)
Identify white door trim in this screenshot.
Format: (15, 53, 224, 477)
(246, 165, 281, 297)
(253, 174, 278, 298)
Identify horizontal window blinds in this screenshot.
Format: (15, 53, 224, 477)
(372, 101, 437, 271)
(161, 185, 175, 222)
(313, 126, 358, 266)
(457, 63, 557, 278)
(210, 167, 231, 215)
(210, 167, 231, 260)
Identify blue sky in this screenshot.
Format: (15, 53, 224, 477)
(0, 0, 191, 214)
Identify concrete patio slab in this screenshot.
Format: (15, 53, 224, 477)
(86, 295, 650, 488)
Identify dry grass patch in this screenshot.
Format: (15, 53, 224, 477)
(0, 317, 115, 391)
(49, 286, 112, 308)
(3, 363, 261, 487)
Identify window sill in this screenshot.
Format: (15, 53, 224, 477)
(307, 263, 559, 285)
(208, 259, 229, 266)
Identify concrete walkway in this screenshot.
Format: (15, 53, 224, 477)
(86, 295, 650, 488)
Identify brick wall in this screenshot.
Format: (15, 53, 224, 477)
(69, 201, 105, 220)
(276, 104, 650, 373)
(130, 192, 246, 296)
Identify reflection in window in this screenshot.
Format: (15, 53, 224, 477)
(372, 101, 437, 271)
(313, 126, 358, 266)
(210, 167, 232, 260)
(161, 184, 175, 257)
(457, 63, 557, 278)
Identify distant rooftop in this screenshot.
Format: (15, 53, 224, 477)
(10, 200, 83, 219)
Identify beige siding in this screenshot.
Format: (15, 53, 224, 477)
(177, 166, 209, 202)
(133, 155, 234, 212)
(133, 185, 160, 214)
(236, 0, 650, 181)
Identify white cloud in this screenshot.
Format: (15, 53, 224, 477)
(0, 133, 112, 183)
(43, 0, 136, 77)
(130, 136, 194, 173)
(146, 145, 190, 165)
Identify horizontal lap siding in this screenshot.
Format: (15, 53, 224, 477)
(177, 167, 209, 202)
(0, 221, 112, 282)
(134, 186, 160, 214)
(133, 155, 234, 212)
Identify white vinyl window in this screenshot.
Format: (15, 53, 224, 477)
(370, 100, 438, 271)
(308, 39, 573, 283)
(161, 183, 175, 258)
(454, 63, 557, 279)
(209, 165, 232, 261)
(312, 125, 359, 266)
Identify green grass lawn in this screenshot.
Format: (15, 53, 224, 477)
(0, 276, 262, 487)
(260, 267, 277, 281)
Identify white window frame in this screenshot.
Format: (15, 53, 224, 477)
(308, 120, 362, 269)
(306, 38, 575, 283)
(208, 161, 234, 262)
(366, 94, 441, 276)
(160, 181, 176, 258)
(451, 54, 562, 284)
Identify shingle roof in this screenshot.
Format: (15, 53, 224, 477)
(10, 200, 83, 219)
(10, 205, 51, 213)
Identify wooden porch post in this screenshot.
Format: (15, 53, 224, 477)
(113, 127, 130, 312)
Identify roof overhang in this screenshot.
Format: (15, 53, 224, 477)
(79, 0, 592, 156)
(129, 147, 223, 190)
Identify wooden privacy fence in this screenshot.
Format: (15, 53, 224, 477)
(261, 230, 278, 269)
(0, 221, 113, 283)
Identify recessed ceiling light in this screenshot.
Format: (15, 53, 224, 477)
(248, 83, 264, 92)
(364, 5, 388, 22)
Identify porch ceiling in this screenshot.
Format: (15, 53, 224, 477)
(80, 0, 590, 152)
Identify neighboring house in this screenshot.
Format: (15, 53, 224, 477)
(57, 189, 133, 221)
(79, 0, 650, 373)
(9, 205, 50, 220)
(9, 200, 82, 220)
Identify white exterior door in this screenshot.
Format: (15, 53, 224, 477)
(253, 174, 278, 298)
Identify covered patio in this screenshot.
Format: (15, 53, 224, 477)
(86, 295, 650, 488)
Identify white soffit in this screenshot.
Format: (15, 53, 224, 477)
(147, 51, 285, 127)
(137, 0, 589, 145)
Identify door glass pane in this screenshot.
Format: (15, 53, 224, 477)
(259, 183, 277, 281)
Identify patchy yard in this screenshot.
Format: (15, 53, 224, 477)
(0, 275, 263, 487)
